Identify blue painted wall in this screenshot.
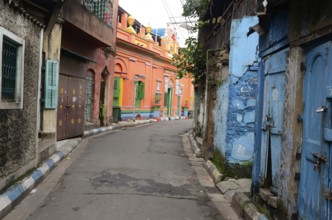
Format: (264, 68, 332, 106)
(227, 65, 258, 162)
(121, 112, 154, 121)
(214, 17, 259, 163)
(259, 9, 289, 57)
(252, 62, 265, 189)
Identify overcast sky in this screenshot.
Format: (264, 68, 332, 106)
(118, 0, 195, 46)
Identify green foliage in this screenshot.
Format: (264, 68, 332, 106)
(182, 0, 209, 19)
(172, 0, 211, 83)
(171, 37, 206, 82)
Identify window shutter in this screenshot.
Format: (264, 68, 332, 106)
(45, 60, 58, 109)
(113, 78, 120, 98)
(138, 82, 145, 100)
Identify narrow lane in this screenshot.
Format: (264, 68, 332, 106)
(26, 120, 222, 220)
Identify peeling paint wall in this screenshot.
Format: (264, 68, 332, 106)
(193, 85, 205, 138)
(214, 76, 229, 156)
(0, 2, 41, 189)
(279, 47, 304, 218)
(213, 17, 259, 163)
(227, 66, 258, 162)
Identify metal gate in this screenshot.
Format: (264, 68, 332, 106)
(260, 48, 288, 192)
(57, 75, 86, 140)
(298, 42, 332, 220)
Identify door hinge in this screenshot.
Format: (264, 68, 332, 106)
(294, 172, 300, 181)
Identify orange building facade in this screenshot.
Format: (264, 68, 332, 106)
(113, 8, 194, 121)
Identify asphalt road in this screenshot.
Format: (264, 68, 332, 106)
(12, 120, 223, 220)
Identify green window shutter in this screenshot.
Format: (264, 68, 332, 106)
(135, 81, 139, 100)
(113, 77, 120, 98)
(138, 82, 145, 100)
(45, 60, 58, 109)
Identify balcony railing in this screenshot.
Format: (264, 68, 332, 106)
(84, 0, 113, 27)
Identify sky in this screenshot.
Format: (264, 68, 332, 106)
(118, 0, 196, 46)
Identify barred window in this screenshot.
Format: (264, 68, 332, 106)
(0, 27, 25, 109)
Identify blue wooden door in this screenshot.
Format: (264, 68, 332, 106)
(260, 48, 288, 192)
(298, 42, 332, 220)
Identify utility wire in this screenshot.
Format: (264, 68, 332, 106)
(161, 0, 186, 44)
(179, 0, 195, 28)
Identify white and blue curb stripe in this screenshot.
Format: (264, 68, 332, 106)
(0, 117, 188, 218)
(84, 126, 115, 137)
(0, 151, 65, 219)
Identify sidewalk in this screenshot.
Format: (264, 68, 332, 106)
(0, 117, 186, 219)
(187, 132, 269, 220)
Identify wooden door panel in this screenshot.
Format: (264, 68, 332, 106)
(298, 42, 331, 220)
(57, 75, 68, 140)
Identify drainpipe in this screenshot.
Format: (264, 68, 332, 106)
(133, 79, 136, 121)
(203, 49, 223, 147)
(36, 27, 44, 166)
(133, 75, 139, 121)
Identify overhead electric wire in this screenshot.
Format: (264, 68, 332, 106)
(179, 0, 195, 28)
(160, 0, 186, 44)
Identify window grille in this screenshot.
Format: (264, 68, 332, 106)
(0, 27, 25, 109)
(2, 39, 18, 102)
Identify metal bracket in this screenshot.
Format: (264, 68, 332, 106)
(316, 105, 328, 113)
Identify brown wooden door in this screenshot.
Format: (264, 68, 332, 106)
(57, 75, 86, 140)
(57, 75, 68, 140)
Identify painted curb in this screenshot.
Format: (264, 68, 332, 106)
(0, 117, 188, 218)
(188, 132, 202, 157)
(0, 151, 65, 219)
(232, 192, 269, 220)
(84, 126, 115, 137)
(83, 119, 155, 137)
(203, 160, 224, 183)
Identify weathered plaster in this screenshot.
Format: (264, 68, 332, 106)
(0, 3, 41, 186)
(214, 75, 230, 156)
(279, 47, 304, 218)
(214, 17, 258, 163)
(42, 23, 62, 133)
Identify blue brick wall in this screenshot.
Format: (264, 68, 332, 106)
(213, 17, 259, 163)
(226, 65, 258, 162)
